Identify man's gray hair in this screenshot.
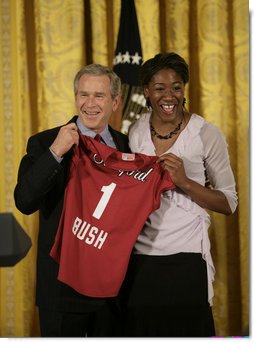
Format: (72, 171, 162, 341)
(74, 64, 121, 98)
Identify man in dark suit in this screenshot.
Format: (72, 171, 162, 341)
(14, 64, 130, 337)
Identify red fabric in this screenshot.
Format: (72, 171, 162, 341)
(50, 134, 175, 297)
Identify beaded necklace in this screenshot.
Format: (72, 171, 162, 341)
(150, 115, 184, 140)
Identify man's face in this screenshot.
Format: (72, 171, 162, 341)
(75, 74, 120, 133)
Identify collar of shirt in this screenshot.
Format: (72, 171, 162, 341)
(76, 117, 116, 149)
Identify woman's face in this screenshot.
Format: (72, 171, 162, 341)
(144, 68, 185, 124)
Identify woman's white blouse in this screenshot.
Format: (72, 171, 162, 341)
(128, 112, 238, 305)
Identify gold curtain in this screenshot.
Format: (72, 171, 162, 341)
(0, 0, 249, 337)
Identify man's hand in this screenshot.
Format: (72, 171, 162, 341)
(50, 123, 79, 158)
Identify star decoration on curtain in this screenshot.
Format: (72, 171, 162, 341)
(113, 51, 142, 66)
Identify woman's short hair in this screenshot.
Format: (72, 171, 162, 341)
(140, 52, 189, 86)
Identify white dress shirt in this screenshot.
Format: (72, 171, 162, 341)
(76, 117, 116, 148)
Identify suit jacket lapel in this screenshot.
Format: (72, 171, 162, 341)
(109, 126, 125, 152)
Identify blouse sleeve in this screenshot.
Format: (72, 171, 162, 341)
(200, 122, 238, 213)
(128, 125, 138, 152)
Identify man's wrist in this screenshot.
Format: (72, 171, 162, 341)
(49, 147, 63, 163)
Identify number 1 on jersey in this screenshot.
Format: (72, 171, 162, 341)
(93, 182, 117, 219)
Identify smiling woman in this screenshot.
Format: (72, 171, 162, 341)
(121, 52, 238, 337)
(140, 54, 190, 155)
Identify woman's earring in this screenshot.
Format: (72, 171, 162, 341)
(146, 97, 152, 111)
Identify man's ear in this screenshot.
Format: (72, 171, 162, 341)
(112, 95, 121, 112)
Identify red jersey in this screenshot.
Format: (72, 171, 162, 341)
(50, 134, 175, 297)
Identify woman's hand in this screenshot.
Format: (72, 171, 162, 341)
(158, 153, 189, 189)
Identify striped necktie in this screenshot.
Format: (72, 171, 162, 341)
(94, 134, 106, 144)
